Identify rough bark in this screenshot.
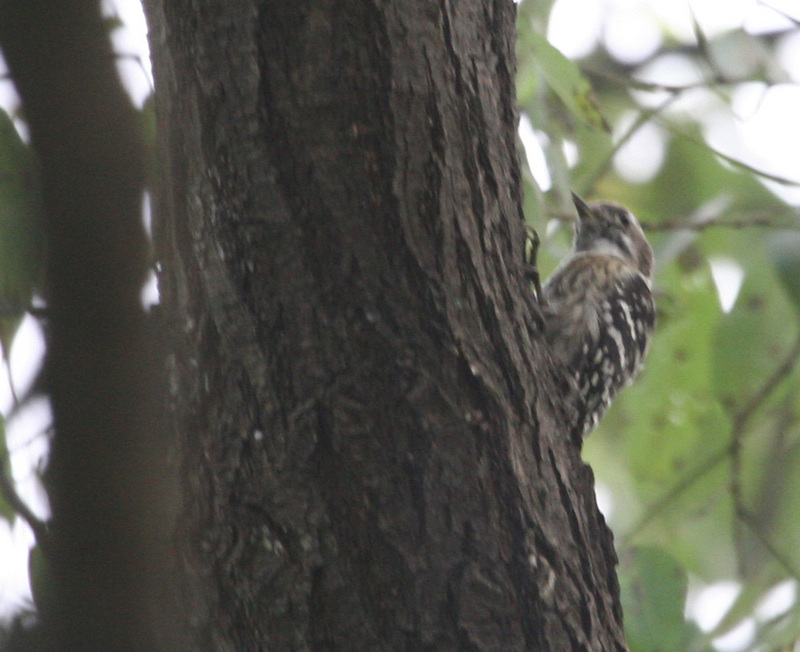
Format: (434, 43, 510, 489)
(144, 0, 627, 649)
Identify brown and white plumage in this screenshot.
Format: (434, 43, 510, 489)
(541, 194, 656, 436)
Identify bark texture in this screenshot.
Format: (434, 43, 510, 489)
(144, 0, 627, 649)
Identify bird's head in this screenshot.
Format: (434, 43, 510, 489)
(571, 192, 653, 279)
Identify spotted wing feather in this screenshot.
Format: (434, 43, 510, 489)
(542, 254, 656, 435)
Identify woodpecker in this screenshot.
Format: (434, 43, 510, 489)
(540, 193, 656, 437)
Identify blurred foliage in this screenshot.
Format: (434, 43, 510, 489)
(0, 109, 44, 357)
(0, 107, 45, 532)
(0, 108, 49, 650)
(518, 1, 800, 650)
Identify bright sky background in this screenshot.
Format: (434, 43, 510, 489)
(0, 1, 798, 648)
(525, 0, 800, 203)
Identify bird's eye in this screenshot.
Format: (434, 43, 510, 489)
(618, 212, 630, 227)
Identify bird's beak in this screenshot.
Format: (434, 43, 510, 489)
(571, 192, 593, 221)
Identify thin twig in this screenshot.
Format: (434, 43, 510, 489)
(581, 93, 681, 191)
(644, 216, 790, 232)
(548, 207, 797, 234)
(623, 446, 729, 542)
(734, 335, 800, 429)
(738, 507, 800, 580)
(668, 127, 800, 187)
(585, 66, 764, 95)
(624, 334, 800, 542)
(0, 463, 50, 552)
(728, 338, 800, 580)
(756, 1, 800, 28)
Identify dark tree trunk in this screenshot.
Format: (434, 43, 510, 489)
(144, 0, 627, 649)
(0, 2, 181, 650)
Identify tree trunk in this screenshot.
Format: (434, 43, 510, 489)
(144, 0, 627, 649)
(0, 2, 180, 649)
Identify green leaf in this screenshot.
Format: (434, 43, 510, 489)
(28, 544, 54, 613)
(712, 242, 799, 413)
(0, 414, 13, 523)
(721, 390, 800, 585)
(768, 231, 800, 315)
(527, 32, 609, 132)
(620, 546, 711, 652)
(0, 109, 45, 356)
(587, 260, 738, 579)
